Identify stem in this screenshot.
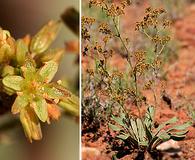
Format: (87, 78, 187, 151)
(157, 44, 165, 58)
(133, 71, 142, 119)
(112, 18, 133, 69)
(142, 30, 152, 40)
(151, 87, 158, 108)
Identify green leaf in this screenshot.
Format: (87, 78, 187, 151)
(16, 39, 28, 65)
(169, 130, 189, 136)
(170, 135, 186, 141)
(112, 115, 124, 127)
(12, 94, 29, 114)
(108, 123, 121, 131)
(158, 131, 171, 141)
(130, 119, 139, 142)
(144, 106, 155, 129)
(167, 122, 192, 132)
(155, 117, 178, 135)
(58, 92, 79, 117)
(39, 61, 58, 82)
(58, 101, 79, 116)
(2, 75, 23, 91)
(117, 133, 130, 140)
(139, 141, 148, 146)
(33, 97, 48, 122)
(137, 118, 145, 142)
(112, 154, 118, 160)
(145, 125, 153, 142)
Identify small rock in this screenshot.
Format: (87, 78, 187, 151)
(157, 140, 182, 157)
(82, 147, 101, 159)
(157, 139, 180, 151)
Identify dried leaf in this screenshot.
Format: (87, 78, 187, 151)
(47, 104, 61, 120)
(109, 123, 121, 131)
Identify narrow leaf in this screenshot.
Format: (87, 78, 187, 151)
(170, 135, 186, 141)
(158, 131, 170, 141)
(137, 118, 145, 142)
(108, 123, 121, 131)
(169, 130, 189, 136)
(130, 119, 139, 142)
(117, 134, 130, 140)
(144, 106, 155, 129)
(155, 117, 178, 135)
(112, 115, 124, 126)
(145, 125, 153, 142)
(167, 122, 192, 132)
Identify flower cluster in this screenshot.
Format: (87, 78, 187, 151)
(0, 21, 79, 142)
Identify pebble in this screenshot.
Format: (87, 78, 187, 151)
(157, 139, 180, 151)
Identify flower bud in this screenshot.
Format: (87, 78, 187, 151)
(20, 107, 42, 142)
(0, 29, 16, 63)
(1, 65, 15, 77)
(16, 39, 28, 65)
(40, 48, 64, 63)
(30, 20, 61, 54)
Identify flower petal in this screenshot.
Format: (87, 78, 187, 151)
(22, 58, 36, 79)
(16, 39, 28, 65)
(33, 97, 48, 122)
(12, 94, 29, 114)
(39, 61, 58, 83)
(20, 107, 42, 142)
(47, 104, 61, 120)
(2, 75, 23, 91)
(43, 85, 64, 100)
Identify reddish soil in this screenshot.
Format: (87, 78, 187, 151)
(82, 1, 195, 160)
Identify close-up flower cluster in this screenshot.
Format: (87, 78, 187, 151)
(0, 20, 78, 142)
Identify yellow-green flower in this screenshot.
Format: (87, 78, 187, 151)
(2, 59, 78, 142)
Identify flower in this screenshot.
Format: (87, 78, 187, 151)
(2, 59, 78, 142)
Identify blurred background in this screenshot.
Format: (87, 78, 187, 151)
(0, 0, 79, 160)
